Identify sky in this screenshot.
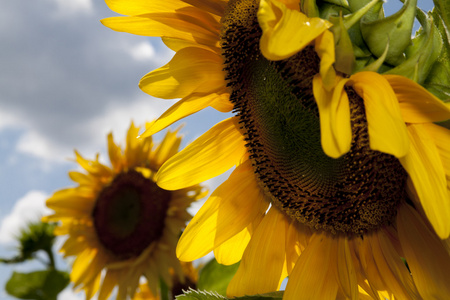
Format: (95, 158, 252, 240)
(0, 0, 435, 299)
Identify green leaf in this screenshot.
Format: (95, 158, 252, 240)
(176, 289, 284, 300)
(384, 11, 442, 84)
(360, 0, 417, 65)
(5, 270, 70, 300)
(176, 289, 226, 300)
(423, 4, 450, 100)
(434, 0, 450, 29)
(197, 259, 239, 296)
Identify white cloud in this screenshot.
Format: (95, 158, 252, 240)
(12, 96, 175, 165)
(128, 42, 156, 61)
(0, 190, 51, 245)
(47, 0, 93, 16)
(58, 286, 86, 300)
(15, 130, 66, 163)
(0, 109, 20, 131)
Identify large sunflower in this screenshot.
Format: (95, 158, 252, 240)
(102, 0, 450, 299)
(43, 122, 205, 300)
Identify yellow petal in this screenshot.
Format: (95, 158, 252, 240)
(313, 74, 351, 158)
(180, 0, 227, 17)
(372, 229, 419, 299)
(74, 151, 112, 177)
(399, 124, 450, 239)
(213, 226, 250, 266)
(104, 0, 189, 15)
(348, 72, 409, 158)
(71, 248, 99, 287)
(139, 47, 224, 99)
(315, 30, 336, 90)
(176, 160, 268, 261)
(156, 117, 247, 190)
(397, 204, 450, 298)
(68, 171, 93, 186)
(334, 238, 358, 300)
(227, 207, 289, 297)
(285, 221, 311, 275)
(284, 233, 338, 300)
(162, 37, 218, 53)
(141, 92, 225, 138)
(215, 211, 265, 265)
(257, 0, 332, 60)
(423, 123, 450, 185)
(384, 75, 450, 123)
(124, 122, 143, 168)
(276, 0, 301, 10)
(151, 128, 182, 167)
(107, 132, 124, 172)
(209, 91, 233, 113)
(46, 189, 95, 214)
(101, 11, 219, 48)
(98, 270, 118, 300)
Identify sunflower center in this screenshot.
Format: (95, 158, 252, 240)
(93, 170, 171, 258)
(221, 0, 408, 234)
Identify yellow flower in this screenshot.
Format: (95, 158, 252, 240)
(43, 122, 206, 300)
(133, 283, 158, 300)
(133, 262, 198, 300)
(102, 0, 450, 299)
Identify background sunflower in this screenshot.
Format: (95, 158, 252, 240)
(43, 122, 206, 299)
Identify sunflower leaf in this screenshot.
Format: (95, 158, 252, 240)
(176, 289, 226, 300)
(360, 0, 417, 65)
(5, 270, 70, 300)
(176, 289, 284, 300)
(197, 258, 239, 296)
(423, 4, 450, 100)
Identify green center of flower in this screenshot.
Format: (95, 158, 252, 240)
(93, 170, 171, 258)
(221, 0, 408, 234)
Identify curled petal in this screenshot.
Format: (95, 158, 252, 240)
(313, 74, 351, 158)
(257, 0, 331, 60)
(348, 72, 409, 158)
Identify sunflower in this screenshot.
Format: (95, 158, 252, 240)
(133, 262, 198, 300)
(102, 0, 450, 299)
(43, 122, 206, 300)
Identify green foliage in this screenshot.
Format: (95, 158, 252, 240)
(360, 0, 417, 65)
(422, 1, 450, 100)
(5, 270, 70, 300)
(197, 259, 239, 296)
(1, 222, 57, 266)
(176, 289, 284, 300)
(18, 222, 57, 265)
(384, 9, 441, 84)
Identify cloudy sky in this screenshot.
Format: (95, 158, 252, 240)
(0, 0, 230, 298)
(0, 0, 434, 299)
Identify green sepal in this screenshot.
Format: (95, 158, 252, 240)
(359, 40, 389, 72)
(347, 0, 384, 22)
(301, 0, 319, 17)
(318, 2, 351, 21)
(433, 0, 450, 27)
(384, 10, 441, 85)
(324, 0, 380, 70)
(176, 289, 284, 300)
(197, 258, 240, 296)
(423, 60, 450, 101)
(332, 14, 356, 74)
(320, 0, 349, 9)
(360, 0, 417, 66)
(5, 270, 70, 300)
(422, 3, 450, 100)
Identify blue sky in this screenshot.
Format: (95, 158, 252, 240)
(0, 0, 435, 299)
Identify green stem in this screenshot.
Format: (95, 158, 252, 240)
(44, 247, 56, 270)
(160, 278, 169, 300)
